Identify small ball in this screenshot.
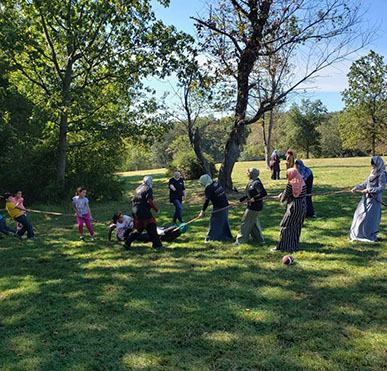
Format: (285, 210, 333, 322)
(282, 255, 294, 265)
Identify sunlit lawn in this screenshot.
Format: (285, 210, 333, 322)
(1, 157, 386, 370)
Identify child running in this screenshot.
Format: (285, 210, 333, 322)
(108, 212, 134, 242)
(72, 187, 95, 241)
(4, 192, 35, 240)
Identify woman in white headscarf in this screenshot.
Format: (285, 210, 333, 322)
(350, 156, 386, 242)
(235, 168, 267, 245)
(124, 176, 162, 249)
(198, 174, 233, 242)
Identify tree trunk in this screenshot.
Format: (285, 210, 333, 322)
(263, 110, 274, 168)
(372, 133, 376, 156)
(56, 61, 73, 185)
(193, 128, 212, 177)
(57, 111, 68, 185)
(218, 125, 249, 191)
(306, 148, 310, 159)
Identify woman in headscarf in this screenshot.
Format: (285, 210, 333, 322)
(285, 150, 295, 176)
(295, 159, 317, 218)
(198, 174, 233, 242)
(270, 150, 280, 180)
(271, 168, 307, 252)
(124, 176, 162, 249)
(235, 168, 267, 245)
(350, 156, 386, 242)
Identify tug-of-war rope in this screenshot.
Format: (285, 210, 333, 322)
(4, 189, 384, 232)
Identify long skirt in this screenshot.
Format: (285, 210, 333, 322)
(277, 198, 306, 251)
(236, 208, 264, 244)
(350, 195, 382, 242)
(305, 174, 315, 217)
(206, 208, 233, 242)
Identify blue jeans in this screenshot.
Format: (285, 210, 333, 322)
(15, 214, 34, 238)
(0, 218, 16, 235)
(172, 199, 183, 223)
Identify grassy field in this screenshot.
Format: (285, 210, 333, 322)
(0, 157, 386, 370)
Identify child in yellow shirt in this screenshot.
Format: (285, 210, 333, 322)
(4, 192, 34, 240)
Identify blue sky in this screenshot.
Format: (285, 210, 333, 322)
(150, 0, 387, 113)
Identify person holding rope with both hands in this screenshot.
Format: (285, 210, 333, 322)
(198, 174, 233, 242)
(350, 156, 386, 243)
(234, 168, 267, 246)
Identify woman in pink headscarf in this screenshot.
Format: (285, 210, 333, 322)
(271, 168, 307, 252)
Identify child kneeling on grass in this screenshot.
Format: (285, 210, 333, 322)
(0, 212, 16, 239)
(4, 192, 34, 240)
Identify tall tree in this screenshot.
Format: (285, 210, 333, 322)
(0, 0, 191, 186)
(286, 99, 326, 158)
(193, 0, 370, 191)
(339, 50, 387, 155)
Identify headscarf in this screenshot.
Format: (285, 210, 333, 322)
(295, 159, 312, 181)
(287, 149, 293, 155)
(271, 149, 279, 156)
(199, 174, 213, 187)
(174, 171, 181, 180)
(248, 168, 260, 180)
(143, 175, 153, 188)
(287, 168, 305, 198)
(370, 156, 386, 182)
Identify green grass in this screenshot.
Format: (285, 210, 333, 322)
(1, 157, 386, 370)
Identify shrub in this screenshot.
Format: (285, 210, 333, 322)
(166, 151, 217, 180)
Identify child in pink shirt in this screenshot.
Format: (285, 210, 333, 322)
(12, 191, 26, 231)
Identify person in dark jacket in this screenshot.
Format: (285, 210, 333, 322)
(169, 170, 186, 224)
(270, 150, 280, 180)
(198, 174, 233, 242)
(234, 168, 267, 245)
(124, 176, 162, 250)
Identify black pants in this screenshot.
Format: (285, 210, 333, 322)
(305, 174, 315, 216)
(15, 215, 34, 238)
(271, 169, 280, 180)
(124, 222, 162, 248)
(0, 218, 16, 236)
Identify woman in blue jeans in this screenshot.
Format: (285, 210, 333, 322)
(168, 171, 186, 224)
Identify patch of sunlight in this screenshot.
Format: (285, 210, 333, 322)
(124, 299, 153, 310)
(10, 334, 40, 354)
(65, 290, 86, 299)
(312, 274, 359, 288)
(334, 304, 364, 317)
(259, 285, 297, 300)
(203, 330, 239, 343)
(0, 277, 41, 299)
(122, 352, 165, 369)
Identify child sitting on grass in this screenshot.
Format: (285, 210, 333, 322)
(4, 192, 34, 240)
(0, 212, 17, 239)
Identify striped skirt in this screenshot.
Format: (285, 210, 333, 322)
(277, 197, 306, 251)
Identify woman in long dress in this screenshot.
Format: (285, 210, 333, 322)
(198, 174, 233, 242)
(350, 156, 386, 242)
(271, 168, 307, 252)
(295, 159, 317, 218)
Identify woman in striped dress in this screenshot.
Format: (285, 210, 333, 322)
(271, 168, 307, 252)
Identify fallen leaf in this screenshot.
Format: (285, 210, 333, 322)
(53, 331, 59, 335)
(245, 308, 250, 312)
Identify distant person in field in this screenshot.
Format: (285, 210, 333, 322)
(169, 170, 186, 224)
(285, 150, 295, 175)
(271, 168, 307, 252)
(234, 168, 267, 245)
(270, 149, 281, 180)
(295, 159, 317, 218)
(11, 190, 26, 231)
(198, 174, 233, 242)
(0, 211, 16, 239)
(72, 187, 95, 242)
(124, 176, 162, 250)
(350, 156, 386, 242)
(108, 212, 134, 241)
(4, 192, 35, 240)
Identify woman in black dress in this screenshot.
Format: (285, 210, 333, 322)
(271, 168, 307, 252)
